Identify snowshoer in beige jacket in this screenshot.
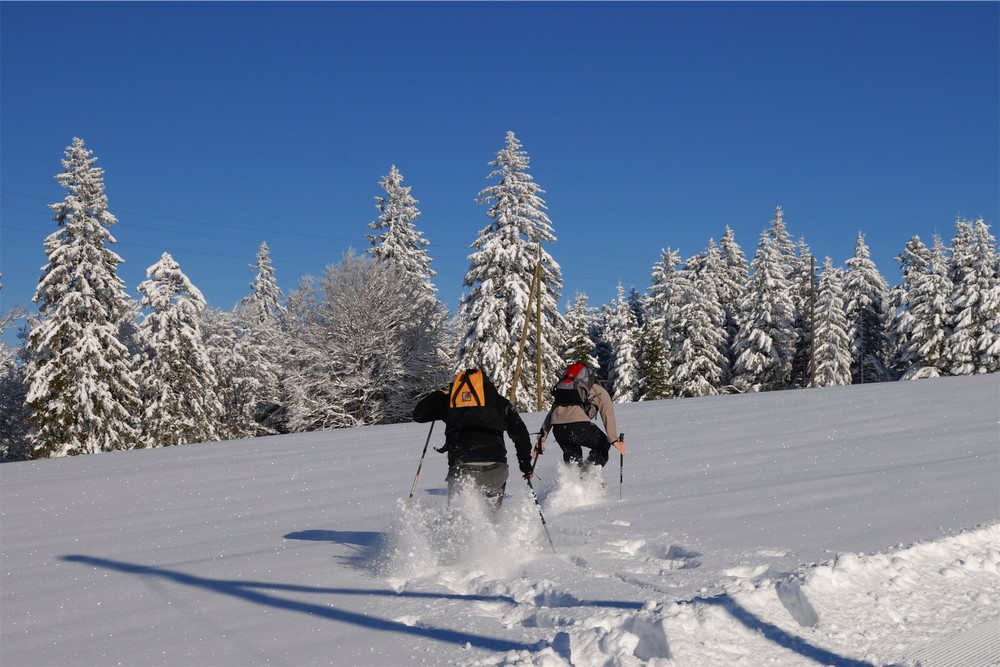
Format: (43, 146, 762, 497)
(537, 363, 626, 469)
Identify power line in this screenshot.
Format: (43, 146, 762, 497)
(2, 190, 652, 263)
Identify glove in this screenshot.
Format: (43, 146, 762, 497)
(532, 432, 546, 459)
(611, 440, 627, 455)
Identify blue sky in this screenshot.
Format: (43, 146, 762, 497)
(2, 2, 998, 335)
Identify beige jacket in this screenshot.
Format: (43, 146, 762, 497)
(541, 382, 619, 443)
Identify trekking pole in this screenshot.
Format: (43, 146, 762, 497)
(527, 436, 557, 553)
(526, 477, 557, 554)
(406, 421, 435, 509)
(618, 432, 625, 502)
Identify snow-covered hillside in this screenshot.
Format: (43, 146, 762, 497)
(2, 375, 998, 666)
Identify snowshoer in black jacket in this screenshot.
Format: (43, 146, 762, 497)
(413, 368, 533, 510)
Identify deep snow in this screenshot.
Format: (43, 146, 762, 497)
(1, 374, 998, 666)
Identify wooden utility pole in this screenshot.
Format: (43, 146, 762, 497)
(535, 244, 543, 411)
(510, 245, 542, 408)
(809, 255, 817, 388)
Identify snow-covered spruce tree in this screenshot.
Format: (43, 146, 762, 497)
(672, 247, 728, 397)
(0, 297, 31, 461)
(606, 283, 640, 402)
(201, 308, 263, 441)
(767, 208, 812, 388)
(731, 232, 797, 393)
(137, 252, 221, 447)
(627, 286, 646, 328)
(886, 236, 928, 375)
(812, 258, 853, 387)
(644, 247, 684, 393)
(25, 138, 141, 457)
(0, 356, 30, 462)
(241, 241, 284, 323)
(768, 205, 797, 265)
(844, 232, 890, 383)
(972, 219, 1000, 373)
(788, 238, 816, 389)
(718, 227, 749, 377)
(456, 131, 564, 409)
(367, 165, 437, 296)
(636, 320, 671, 401)
(947, 218, 1000, 375)
(588, 305, 615, 387)
(235, 241, 286, 432)
(282, 251, 451, 430)
(894, 235, 952, 375)
(561, 293, 599, 368)
(366, 165, 453, 395)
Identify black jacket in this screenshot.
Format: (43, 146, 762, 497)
(413, 387, 533, 475)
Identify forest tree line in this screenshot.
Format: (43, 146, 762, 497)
(1, 133, 997, 461)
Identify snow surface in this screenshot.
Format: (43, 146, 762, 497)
(2, 374, 998, 667)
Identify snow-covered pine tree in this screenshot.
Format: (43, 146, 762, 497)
(0, 294, 30, 461)
(25, 138, 141, 457)
(844, 232, 890, 383)
(767, 208, 812, 388)
(282, 251, 451, 430)
(366, 165, 452, 397)
(627, 287, 646, 328)
(645, 247, 684, 394)
(645, 248, 683, 332)
(948, 218, 1000, 374)
(606, 283, 640, 402)
(885, 236, 927, 375)
(241, 241, 284, 323)
(456, 131, 564, 409)
(768, 205, 797, 264)
(589, 304, 616, 386)
(972, 219, 1000, 373)
(894, 235, 952, 375)
(137, 252, 221, 447)
(367, 165, 437, 298)
(236, 241, 286, 432)
(561, 293, 599, 368)
(201, 308, 262, 441)
(731, 232, 797, 392)
(672, 247, 728, 397)
(947, 220, 977, 375)
(788, 239, 816, 388)
(0, 355, 29, 462)
(812, 258, 853, 386)
(718, 227, 749, 377)
(636, 320, 671, 401)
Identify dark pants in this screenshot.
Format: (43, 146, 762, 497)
(552, 422, 611, 467)
(447, 461, 509, 509)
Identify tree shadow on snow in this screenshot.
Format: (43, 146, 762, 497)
(696, 593, 876, 667)
(60, 554, 539, 653)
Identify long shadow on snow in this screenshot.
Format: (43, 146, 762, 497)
(284, 529, 383, 569)
(61, 554, 537, 653)
(696, 593, 876, 667)
(283, 529, 643, 611)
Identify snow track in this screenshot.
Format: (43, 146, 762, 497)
(379, 470, 1000, 667)
(903, 618, 1000, 667)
